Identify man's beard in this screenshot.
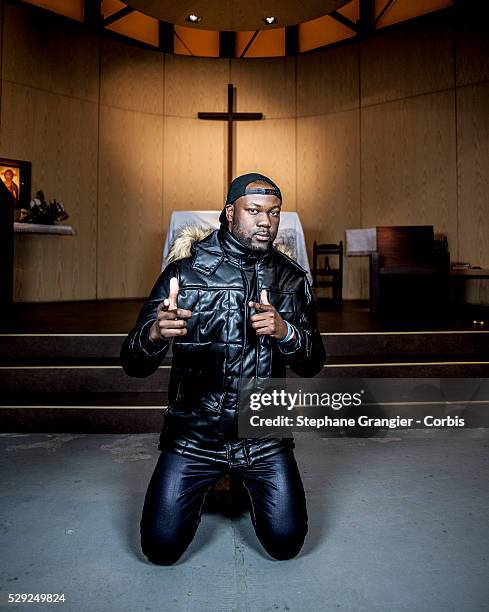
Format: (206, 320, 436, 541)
(231, 221, 272, 252)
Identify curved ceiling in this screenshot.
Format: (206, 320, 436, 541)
(121, 0, 353, 31)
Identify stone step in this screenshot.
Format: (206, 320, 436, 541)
(0, 405, 165, 434)
(2, 330, 488, 361)
(1, 360, 489, 397)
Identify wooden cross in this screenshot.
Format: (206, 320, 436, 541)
(198, 84, 263, 186)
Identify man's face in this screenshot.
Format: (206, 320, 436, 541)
(4, 171, 13, 181)
(226, 188, 281, 252)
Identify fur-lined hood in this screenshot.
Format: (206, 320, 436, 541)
(167, 225, 293, 263)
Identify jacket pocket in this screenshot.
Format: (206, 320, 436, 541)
(194, 390, 225, 414)
(267, 289, 298, 324)
(168, 368, 195, 407)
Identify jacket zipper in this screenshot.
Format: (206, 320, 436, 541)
(255, 261, 260, 380)
(235, 261, 249, 432)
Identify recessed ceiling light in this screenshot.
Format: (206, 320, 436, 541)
(263, 16, 278, 25)
(186, 14, 201, 23)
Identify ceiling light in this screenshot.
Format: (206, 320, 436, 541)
(263, 16, 278, 25)
(186, 14, 201, 23)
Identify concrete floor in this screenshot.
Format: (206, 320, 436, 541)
(1, 432, 488, 612)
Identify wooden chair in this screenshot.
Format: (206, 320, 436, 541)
(311, 241, 343, 305)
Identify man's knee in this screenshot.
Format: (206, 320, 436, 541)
(140, 527, 189, 566)
(259, 523, 308, 561)
(142, 547, 182, 566)
(264, 536, 306, 561)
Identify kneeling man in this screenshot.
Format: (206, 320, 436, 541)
(121, 172, 326, 564)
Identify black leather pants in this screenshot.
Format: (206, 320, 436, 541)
(140, 445, 308, 565)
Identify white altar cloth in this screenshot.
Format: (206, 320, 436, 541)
(161, 211, 311, 283)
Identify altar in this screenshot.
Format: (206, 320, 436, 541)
(161, 211, 312, 283)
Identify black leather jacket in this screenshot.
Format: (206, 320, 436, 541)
(120, 223, 326, 465)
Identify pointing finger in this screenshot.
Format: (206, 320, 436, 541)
(168, 277, 179, 311)
(156, 298, 170, 313)
(248, 300, 272, 312)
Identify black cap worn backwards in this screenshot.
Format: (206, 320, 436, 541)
(219, 172, 282, 224)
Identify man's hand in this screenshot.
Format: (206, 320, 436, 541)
(249, 289, 290, 340)
(149, 277, 192, 341)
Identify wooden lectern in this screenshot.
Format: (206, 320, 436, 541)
(345, 226, 450, 319)
(370, 226, 450, 318)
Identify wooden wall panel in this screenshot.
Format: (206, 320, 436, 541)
(164, 54, 229, 117)
(0, 5, 3, 133)
(297, 111, 364, 299)
(361, 17, 454, 106)
(455, 3, 489, 86)
(230, 57, 296, 118)
(2, 4, 487, 305)
(101, 38, 163, 114)
(297, 44, 358, 116)
(0, 82, 98, 301)
(2, 3, 98, 102)
(98, 106, 163, 298)
(235, 119, 296, 211)
(0, 3, 3, 85)
(457, 82, 489, 269)
(361, 91, 457, 256)
(162, 117, 226, 230)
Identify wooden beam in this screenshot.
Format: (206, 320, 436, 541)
(285, 24, 298, 55)
(303, 3, 455, 55)
(84, 0, 102, 29)
(240, 31, 259, 58)
(375, 0, 397, 26)
(359, 0, 375, 36)
(103, 6, 134, 27)
(159, 21, 174, 53)
(329, 11, 358, 32)
(198, 112, 262, 121)
(219, 31, 235, 58)
(174, 30, 194, 56)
